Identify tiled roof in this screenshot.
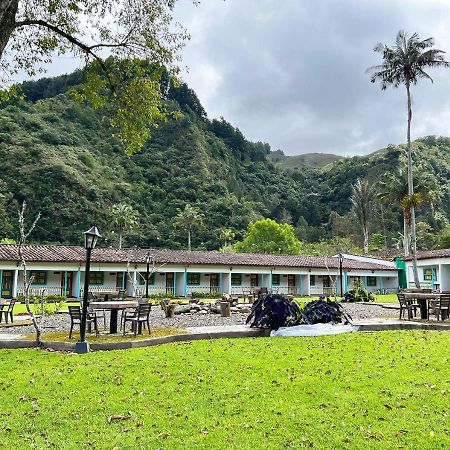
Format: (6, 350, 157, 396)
(0, 244, 397, 271)
(403, 248, 450, 261)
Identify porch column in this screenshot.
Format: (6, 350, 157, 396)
(261, 273, 264, 289)
(173, 272, 177, 295)
(299, 274, 303, 295)
(344, 273, 348, 292)
(63, 271, 68, 296)
(305, 274, 311, 296)
(77, 268, 81, 298)
(380, 276, 383, 292)
(219, 273, 223, 293)
(12, 268, 19, 298)
(0, 270, 2, 299)
(122, 271, 126, 290)
(183, 269, 187, 298)
(270, 270, 273, 291)
(132, 270, 137, 297)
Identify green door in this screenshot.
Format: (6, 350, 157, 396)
(1, 271, 13, 298)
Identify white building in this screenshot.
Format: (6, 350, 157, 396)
(0, 245, 398, 299)
(404, 249, 450, 291)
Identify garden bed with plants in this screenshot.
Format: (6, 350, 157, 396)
(0, 331, 448, 449)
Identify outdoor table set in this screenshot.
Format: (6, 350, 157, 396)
(89, 300, 138, 334)
(401, 292, 450, 321)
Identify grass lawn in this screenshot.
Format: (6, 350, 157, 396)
(0, 331, 449, 449)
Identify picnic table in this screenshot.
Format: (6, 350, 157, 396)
(89, 301, 138, 334)
(403, 292, 446, 320)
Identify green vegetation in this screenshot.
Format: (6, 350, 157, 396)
(0, 72, 449, 253)
(0, 332, 449, 448)
(268, 150, 343, 170)
(234, 218, 301, 254)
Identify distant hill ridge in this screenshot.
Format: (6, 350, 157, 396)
(267, 150, 343, 170)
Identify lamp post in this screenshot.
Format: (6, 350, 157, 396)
(338, 253, 344, 297)
(145, 251, 154, 298)
(75, 225, 101, 354)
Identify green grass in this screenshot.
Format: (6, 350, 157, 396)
(0, 331, 449, 449)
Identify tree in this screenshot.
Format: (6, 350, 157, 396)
(234, 218, 301, 255)
(173, 204, 204, 251)
(377, 165, 429, 256)
(368, 30, 449, 287)
(110, 203, 139, 249)
(219, 228, 235, 248)
(350, 178, 375, 254)
(0, 0, 190, 155)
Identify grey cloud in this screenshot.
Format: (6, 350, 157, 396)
(175, 0, 450, 155)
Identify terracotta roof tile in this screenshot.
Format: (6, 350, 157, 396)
(403, 248, 450, 261)
(0, 244, 396, 271)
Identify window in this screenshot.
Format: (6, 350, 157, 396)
(310, 275, 316, 286)
(231, 274, 242, 286)
(424, 268, 433, 281)
(30, 271, 46, 285)
(89, 272, 104, 285)
(272, 274, 280, 286)
(138, 272, 155, 285)
(187, 273, 200, 285)
(367, 276, 377, 287)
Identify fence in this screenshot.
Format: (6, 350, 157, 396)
(186, 285, 220, 296)
(17, 286, 67, 297)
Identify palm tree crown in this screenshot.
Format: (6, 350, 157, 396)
(173, 204, 204, 251)
(368, 31, 448, 89)
(110, 203, 139, 249)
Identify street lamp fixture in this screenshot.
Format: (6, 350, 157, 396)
(75, 225, 101, 354)
(145, 251, 154, 298)
(338, 253, 344, 298)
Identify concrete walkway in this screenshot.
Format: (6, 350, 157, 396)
(0, 319, 449, 351)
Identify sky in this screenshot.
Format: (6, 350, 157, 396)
(14, 0, 450, 156)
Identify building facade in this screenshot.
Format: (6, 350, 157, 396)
(404, 249, 450, 291)
(0, 245, 398, 299)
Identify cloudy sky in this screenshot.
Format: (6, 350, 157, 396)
(172, 0, 450, 155)
(16, 0, 450, 156)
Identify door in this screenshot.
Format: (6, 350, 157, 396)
(250, 274, 259, 288)
(323, 276, 332, 295)
(287, 275, 296, 295)
(60, 272, 73, 297)
(166, 273, 174, 294)
(210, 274, 219, 293)
(1, 271, 13, 298)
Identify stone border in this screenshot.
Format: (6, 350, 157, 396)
(0, 322, 448, 351)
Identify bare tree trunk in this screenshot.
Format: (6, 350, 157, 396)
(17, 202, 42, 345)
(0, 0, 18, 58)
(363, 227, 369, 254)
(406, 82, 420, 288)
(403, 215, 410, 257)
(118, 231, 123, 249)
(187, 229, 191, 251)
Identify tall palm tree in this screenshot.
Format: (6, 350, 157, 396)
(110, 203, 139, 249)
(219, 228, 235, 248)
(350, 178, 375, 254)
(367, 30, 449, 287)
(173, 204, 204, 251)
(378, 165, 431, 256)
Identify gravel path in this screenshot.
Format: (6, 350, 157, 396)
(0, 302, 398, 335)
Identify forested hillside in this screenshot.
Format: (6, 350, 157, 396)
(0, 71, 449, 252)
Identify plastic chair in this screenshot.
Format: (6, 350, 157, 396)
(0, 298, 16, 324)
(68, 305, 99, 338)
(122, 303, 152, 336)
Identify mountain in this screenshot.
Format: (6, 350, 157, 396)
(0, 71, 449, 252)
(267, 150, 343, 170)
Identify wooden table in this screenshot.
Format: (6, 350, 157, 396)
(403, 293, 445, 320)
(90, 301, 138, 334)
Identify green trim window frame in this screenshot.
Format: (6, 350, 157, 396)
(272, 274, 281, 286)
(89, 272, 104, 285)
(187, 273, 201, 286)
(310, 275, 316, 286)
(367, 276, 377, 287)
(423, 268, 433, 281)
(231, 274, 242, 286)
(30, 271, 46, 285)
(138, 272, 155, 286)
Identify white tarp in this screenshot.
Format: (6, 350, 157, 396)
(270, 323, 359, 337)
